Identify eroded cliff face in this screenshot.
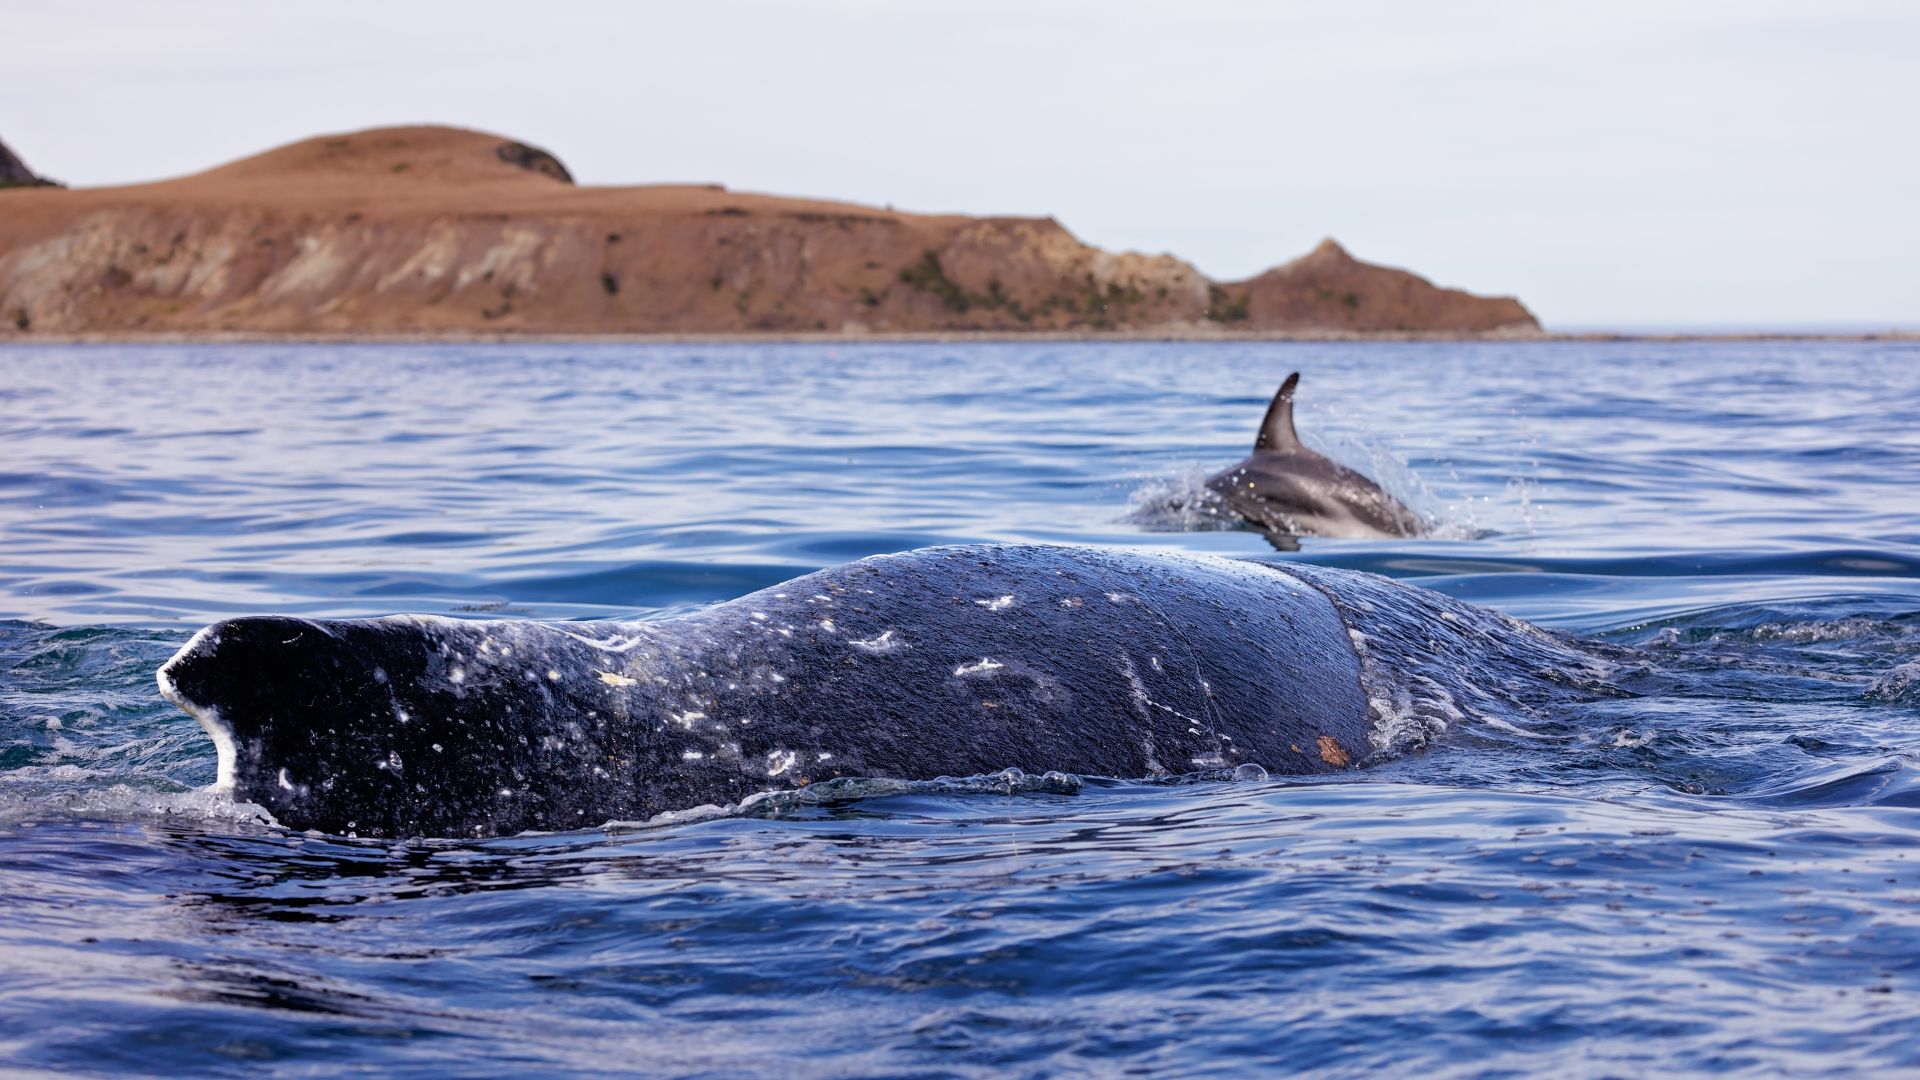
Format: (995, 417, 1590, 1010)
(0, 126, 1537, 336)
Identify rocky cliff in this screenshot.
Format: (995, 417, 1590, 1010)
(0, 137, 57, 189)
(0, 126, 1538, 336)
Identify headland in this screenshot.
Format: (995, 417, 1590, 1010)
(0, 125, 1544, 340)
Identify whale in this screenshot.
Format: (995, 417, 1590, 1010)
(1206, 373, 1423, 540)
(157, 544, 1613, 838)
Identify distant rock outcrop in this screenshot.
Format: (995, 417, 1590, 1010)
(0, 125, 1539, 336)
(0, 137, 57, 189)
(494, 140, 573, 184)
(1218, 238, 1536, 334)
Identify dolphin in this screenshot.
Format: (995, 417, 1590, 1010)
(1205, 373, 1422, 540)
(157, 544, 1612, 838)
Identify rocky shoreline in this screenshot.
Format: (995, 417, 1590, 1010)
(8, 328, 1911, 346)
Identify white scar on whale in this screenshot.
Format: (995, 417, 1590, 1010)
(155, 623, 236, 793)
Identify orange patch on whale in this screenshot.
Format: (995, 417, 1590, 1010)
(1317, 736, 1351, 767)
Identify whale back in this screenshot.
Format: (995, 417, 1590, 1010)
(159, 545, 1377, 836)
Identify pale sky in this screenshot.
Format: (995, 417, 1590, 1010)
(6, 1, 1916, 328)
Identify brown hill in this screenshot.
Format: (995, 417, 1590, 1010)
(0, 125, 1538, 337)
(1215, 238, 1537, 333)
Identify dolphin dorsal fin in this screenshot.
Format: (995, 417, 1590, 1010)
(1254, 372, 1302, 451)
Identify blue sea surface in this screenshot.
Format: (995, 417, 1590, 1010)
(2, 340, 1918, 1075)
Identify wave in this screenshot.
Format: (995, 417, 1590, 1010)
(1120, 466, 1241, 532)
(0, 777, 278, 830)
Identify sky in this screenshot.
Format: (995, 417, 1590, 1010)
(6, 1, 1916, 329)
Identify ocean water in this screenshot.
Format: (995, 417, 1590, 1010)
(2, 340, 1918, 1076)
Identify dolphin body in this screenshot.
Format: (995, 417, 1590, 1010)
(158, 544, 1610, 838)
(1206, 373, 1423, 540)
